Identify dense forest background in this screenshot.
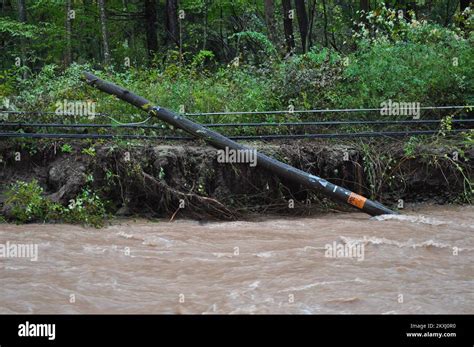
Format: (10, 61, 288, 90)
(1, 0, 472, 68)
(0, 1, 472, 122)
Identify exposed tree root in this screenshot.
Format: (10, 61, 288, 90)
(141, 171, 236, 220)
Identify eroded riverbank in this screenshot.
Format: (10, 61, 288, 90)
(1, 139, 472, 221)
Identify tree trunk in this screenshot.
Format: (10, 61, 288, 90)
(445, 0, 451, 26)
(281, 0, 295, 53)
(98, 0, 111, 66)
(65, 0, 72, 66)
(144, 0, 158, 59)
(17, 0, 27, 78)
(307, 0, 316, 49)
(264, 0, 276, 45)
(322, 0, 329, 47)
(294, 0, 308, 52)
(17, 0, 26, 22)
(360, 0, 369, 23)
(83, 71, 397, 217)
(202, 0, 209, 49)
(165, 0, 179, 47)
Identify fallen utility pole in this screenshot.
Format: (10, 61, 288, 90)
(83, 72, 397, 216)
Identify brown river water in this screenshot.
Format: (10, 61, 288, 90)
(0, 205, 472, 314)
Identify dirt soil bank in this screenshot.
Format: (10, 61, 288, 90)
(0, 139, 471, 220)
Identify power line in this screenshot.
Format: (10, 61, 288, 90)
(1, 105, 471, 118)
(0, 132, 185, 140)
(0, 129, 468, 141)
(1, 118, 472, 129)
(229, 129, 468, 140)
(183, 105, 473, 116)
(0, 122, 165, 129)
(204, 119, 473, 127)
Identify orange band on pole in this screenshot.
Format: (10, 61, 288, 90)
(347, 192, 367, 209)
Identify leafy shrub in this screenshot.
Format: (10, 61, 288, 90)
(82, 146, 96, 157)
(271, 47, 343, 108)
(4, 180, 48, 223)
(191, 50, 216, 70)
(63, 189, 106, 228)
(230, 31, 277, 61)
(3, 180, 106, 227)
(332, 7, 474, 113)
(61, 144, 73, 153)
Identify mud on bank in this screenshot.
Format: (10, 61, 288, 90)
(0, 138, 472, 221)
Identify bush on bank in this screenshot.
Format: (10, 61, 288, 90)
(3, 180, 106, 228)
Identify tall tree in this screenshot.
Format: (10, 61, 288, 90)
(307, 0, 317, 48)
(65, 0, 72, 66)
(202, 0, 209, 49)
(264, 0, 276, 45)
(144, 0, 158, 59)
(17, 0, 26, 22)
(17, 0, 27, 78)
(282, 0, 295, 53)
(294, 0, 309, 52)
(360, 0, 369, 14)
(322, 0, 329, 47)
(98, 0, 111, 66)
(165, 0, 179, 48)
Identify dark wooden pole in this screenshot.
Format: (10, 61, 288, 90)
(83, 72, 397, 216)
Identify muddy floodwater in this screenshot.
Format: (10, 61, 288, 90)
(0, 205, 472, 314)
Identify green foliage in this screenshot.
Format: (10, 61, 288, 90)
(5, 180, 49, 223)
(2, 7, 472, 134)
(82, 146, 96, 157)
(16, 63, 90, 109)
(61, 144, 73, 153)
(403, 136, 420, 158)
(0, 69, 16, 96)
(230, 31, 277, 60)
(272, 47, 343, 107)
(158, 167, 166, 181)
(355, 4, 472, 45)
(3, 180, 106, 227)
(191, 50, 215, 70)
(63, 189, 106, 228)
(440, 115, 454, 135)
(334, 14, 473, 112)
(0, 18, 42, 39)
